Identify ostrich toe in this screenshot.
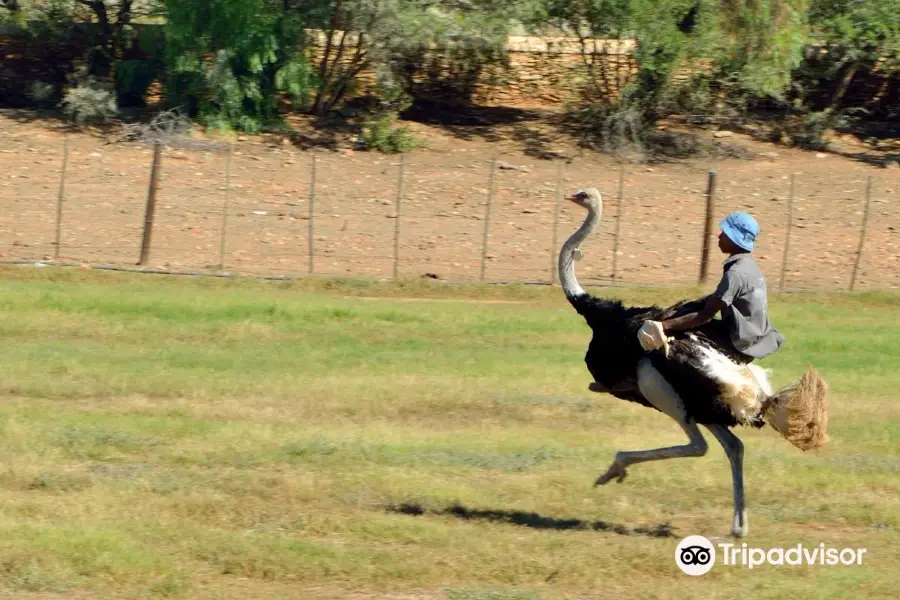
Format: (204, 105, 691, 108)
(595, 461, 628, 485)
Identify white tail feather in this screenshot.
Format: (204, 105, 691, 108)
(696, 345, 767, 424)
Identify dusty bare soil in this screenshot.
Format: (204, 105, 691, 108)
(1, 108, 898, 292)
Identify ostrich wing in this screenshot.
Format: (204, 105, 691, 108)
(583, 293, 751, 420)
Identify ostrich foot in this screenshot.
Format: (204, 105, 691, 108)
(594, 460, 628, 486)
(731, 510, 749, 538)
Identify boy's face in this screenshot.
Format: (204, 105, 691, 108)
(718, 231, 740, 254)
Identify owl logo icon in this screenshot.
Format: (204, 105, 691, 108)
(675, 535, 716, 575)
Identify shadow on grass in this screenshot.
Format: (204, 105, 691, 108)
(387, 502, 675, 538)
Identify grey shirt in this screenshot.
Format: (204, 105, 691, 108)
(714, 254, 785, 359)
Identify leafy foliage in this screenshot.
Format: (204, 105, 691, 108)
(360, 112, 421, 153)
(761, 1, 900, 147)
(7, 0, 900, 150)
(1, 1, 165, 109)
(809, 0, 900, 75)
(308, 0, 518, 117)
(711, 0, 810, 99)
(526, 0, 711, 152)
(60, 77, 119, 126)
(522, 0, 814, 153)
(163, 0, 315, 132)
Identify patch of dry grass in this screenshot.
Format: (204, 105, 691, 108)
(0, 265, 895, 599)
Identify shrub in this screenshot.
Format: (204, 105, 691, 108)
(60, 78, 119, 126)
(360, 113, 420, 153)
(25, 81, 60, 108)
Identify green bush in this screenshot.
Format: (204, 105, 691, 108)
(360, 113, 421, 154)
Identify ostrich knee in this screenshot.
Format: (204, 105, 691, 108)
(596, 360, 709, 482)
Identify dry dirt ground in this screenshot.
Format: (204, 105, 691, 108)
(1, 108, 898, 292)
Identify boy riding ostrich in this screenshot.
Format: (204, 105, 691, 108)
(559, 187, 828, 538)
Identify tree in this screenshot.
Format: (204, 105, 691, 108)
(807, 0, 900, 107)
(159, 0, 518, 131)
(163, 0, 315, 131)
(523, 0, 718, 151)
(518, 1, 812, 151)
(2, 1, 156, 78)
(711, 0, 810, 99)
(307, 0, 517, 117)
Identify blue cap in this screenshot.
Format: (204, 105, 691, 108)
(720, 211, 759, 251)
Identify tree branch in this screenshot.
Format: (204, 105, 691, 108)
(323, 34, 369, 113)
(326, 29, 350, 87)
(75, 0, 109, 29)
(312, 0, 343, 116)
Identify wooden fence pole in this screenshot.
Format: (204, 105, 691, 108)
(479, 158, 496, 281)
(549, 160, 564, 284)
(778, 174, 796, 292)
(699, 170, 718, 284)
(54, 137, 70, 260)
(138, 141, 162, 266)
(308, 154, 317, 275)
(849, 176, 873, 291)
(218, 142, 233, 271)
(611, 164, 626, 280)
(393, 154, 406, 280)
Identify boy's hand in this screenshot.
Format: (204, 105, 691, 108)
(637, 320, 671, 357)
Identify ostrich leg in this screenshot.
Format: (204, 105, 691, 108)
(704, 424, 748, 538)
(595, 359, 708, 485)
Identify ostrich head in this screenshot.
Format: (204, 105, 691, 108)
(567, 188, 602, 212)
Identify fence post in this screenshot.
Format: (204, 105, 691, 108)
(218, 142, 234, 271)
(393, 154, 406, 280)
(549, 160, 564, 284)
(849, 176, 873, 291)
(611, 164, 626, 281)
(54, 137, 70, 260)
(480, 158, 496, 281)
(699, 170, 718, 284)
(138, 141, 163, 266)
(308, 154, 317, 275)
(778, 174, 796, 292)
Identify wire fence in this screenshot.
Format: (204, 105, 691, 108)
(1, 136, 898, 292)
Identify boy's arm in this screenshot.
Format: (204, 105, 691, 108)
(661, 295, 726, 333)
(661, 269, 739, 333)
(637, 270, 737, 353)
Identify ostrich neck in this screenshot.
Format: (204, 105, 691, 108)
(558, 204, 601, 300)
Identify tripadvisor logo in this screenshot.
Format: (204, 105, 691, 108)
(675, 535, 715, 576)
(675, 535, 868, 575)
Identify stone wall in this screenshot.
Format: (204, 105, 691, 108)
(471, 40, 639, 108)
(304, 31, 640, 109)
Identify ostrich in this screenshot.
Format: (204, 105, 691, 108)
(559, 188, 829, 538)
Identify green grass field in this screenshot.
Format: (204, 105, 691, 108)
(0, 266, 896, 599)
